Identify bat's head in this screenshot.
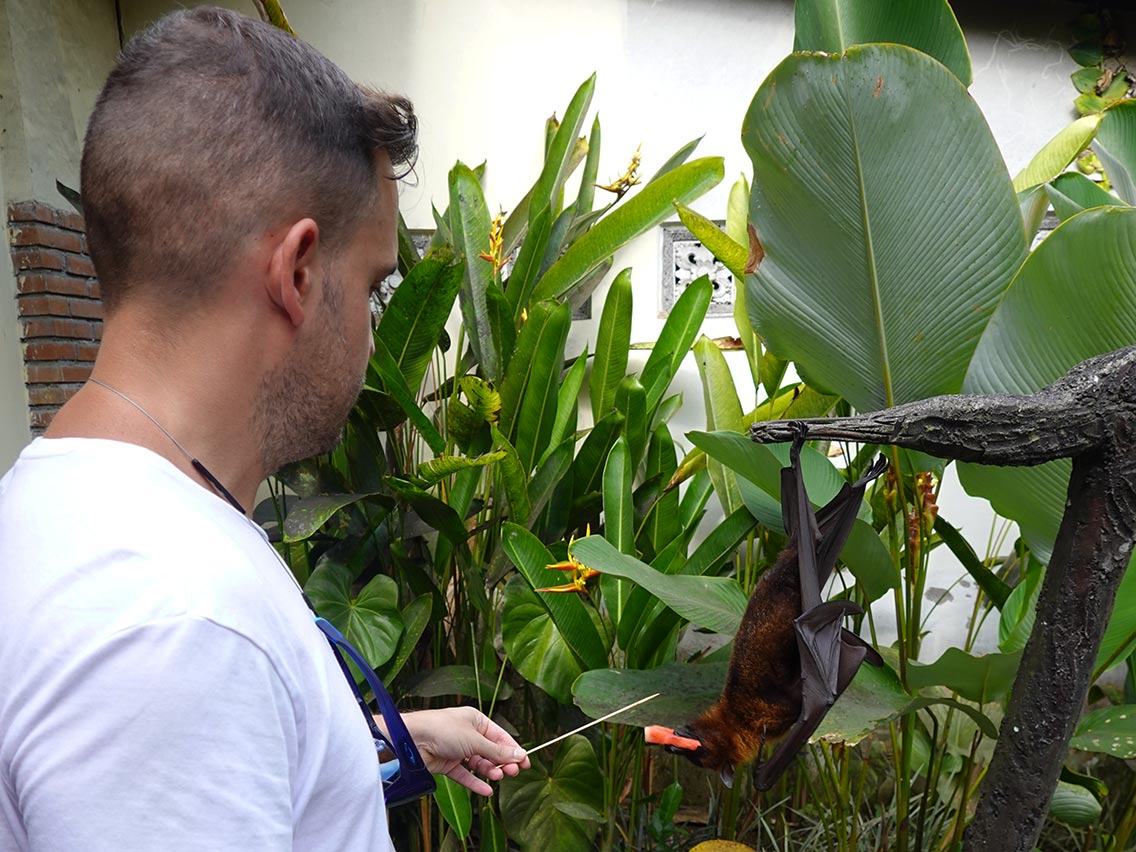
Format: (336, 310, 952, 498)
(645, 708, 740, 788)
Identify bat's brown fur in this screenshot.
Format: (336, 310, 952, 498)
(676, 542, 804, 772)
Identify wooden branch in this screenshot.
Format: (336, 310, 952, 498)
(749, 346, 1136, 852)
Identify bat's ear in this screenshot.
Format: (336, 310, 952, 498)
(719, 766, 735, 789)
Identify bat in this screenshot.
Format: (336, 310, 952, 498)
(646, 422, 887, 789)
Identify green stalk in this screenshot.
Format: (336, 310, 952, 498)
(720, 772, 741, 841)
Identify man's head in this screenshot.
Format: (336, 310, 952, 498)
(80, 6, 416, 314)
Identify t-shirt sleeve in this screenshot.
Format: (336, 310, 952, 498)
(10, 616, 298, 852)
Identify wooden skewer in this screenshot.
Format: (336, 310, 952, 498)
(495, 693, 660, 767)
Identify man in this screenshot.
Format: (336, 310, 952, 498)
(0, 8, 527, 850)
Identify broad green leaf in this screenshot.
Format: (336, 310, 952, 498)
(571, 536, 747, 635)
(514, 302, 571, 472)
(794, 0, 972, 86)
(403, 665, 513, 701)
(573, 116, 602, 225)
(367, 337, 445, 453)
(1048, 781, 1102, 828)
(572, 411, 625, 502)
(590, 268, 633, 420)
(1013, 115, 1102, 192)
(491, 426, 531, 524)
(415, 451, 505, 489)
(283, 492, 386, 542)
(499, 301, 564, 442)
(1071, 705, 1136, 757)
(998, 557, 1044, 654)
(449, 163, 500, 380)
(306, 559, 402, 668)
(1071, 67, 1101, 95)
(1046, 171, 1125, 221)
(433, 775, 472, 838)
(679, 467, 713, 531)
(546, 349, 588, 460)
(602, 438, 634, 639)
(573, 662, 726, 728)
(1095, 564, 1136, 678)
(506, 206, 552, 323)
(642, 277, 713, 411)
(529, 75, 595, 229)
(683, 506, 757, 577)
(745, 45, 1026, 411)
(502, 523, 608, 669)
(499, 736, 602, 852)
(906, 647, 1020, 703)
(960, 207, 1136, 562)
(613, 375, 649, 468)
(502, 575, 586, 703)
(528, 439, 574, 526)
(694, 335, 745, 514)
(933, 516, 1011, 609)
(459, 375, 501, 424)
(381, 596, 432, 683)
(480, 806, 506, 852)
(395, 211, 420, 275)
(1019, 184, 1051, 244)
(386, 479, 470, 552)
(675, 202, 746, 281)
(1095, 100, 1136, 204)
(726, 175, 762, 387)
(641, 425, 681, 556)
(534, 158, 724, 301)
(814, 661, 912, 745)
(376, 252, 463, 395)
(649, 135, 703, 183)
(486, 281, 517, 370)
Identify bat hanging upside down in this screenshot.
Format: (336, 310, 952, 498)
(646, 423, 887, 789)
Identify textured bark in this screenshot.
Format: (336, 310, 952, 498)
(749, 346, 1136, 852)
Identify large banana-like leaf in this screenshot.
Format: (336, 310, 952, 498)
(794, 0, 971, 86)
(1013, 115, 1102, 193)
(590, 268, 633, 421)
(959, 207, 1136, 562)
(1046, 172, 1126, 221)
(744, 45, 1027, 412)
(1094, 101, 1136, 205)
(449, 163, 500, 380)
(693, 335, 744, 514)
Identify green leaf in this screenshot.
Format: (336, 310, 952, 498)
(499, 736, 602, 852)
(387, 479, 470, 552)
(613, 375, 649, 468)
(573, 116, 602, 225)
(533, 158, 724, 301)
(906, 647, 1020, 703)
(306, 559, 403, 668)
(744, 45, 1026, 411)
(502, 523, 608, 670)
(675, 203, 746, 283)
(506, 206, 553, 323)
(1045, 172, 1125, 221)
(649, 135, 703, 183)
(499, 301, 565, 444)
(933, 516, 1011, 609)
(403, 665, 513, 701)
(1095, 101, 1136, 204)
(530, 75, 595, 229)
(960, 207, 1136, 562)
(683, 506, 757, 577)
(1012, 115, 1102, 192)
(794, 0, 972, 86)
(1071, 705, 1136, 757)
(528, 440, 574, 526)
(433, 775, 473, 839)
(480, 806, 506, 852)
(813, 661, 912, 746)
(376, 252, 463, 395)
(1071, 67, 1101, 95)
(590, 268, 633, 421)
(514, 302, 571, 472)
(571, 536, 747, 635)
(1069, 41, 1104, 67)
(998, 557, 1044, 654)
(601, 437, 634, 641)
(491, 426, 531, 525)
(449, 163, 500, 380)
(381, 596, 432, 683)
(1048, 780, 1102, 828)
(1095, 564, 1136, 678)
(573, 662, 726, 728)
(283, 493, 386, 542)
(367, 337, 445, 453)
(486, 281, 517, 369)
(546, 349, 588, 462)
(694, 335, 745, 515)
(502, 575, 586, 703)
(415, 451, 505, 489)
(642, 277, 713, 411)
(572, 411, 625, 504)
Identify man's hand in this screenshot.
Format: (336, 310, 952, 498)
(391, 707, 531, 796)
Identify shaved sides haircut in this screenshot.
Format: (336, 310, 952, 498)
(80, 7, 416, 312)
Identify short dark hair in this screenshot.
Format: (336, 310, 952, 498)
(80, 7, 417, 312)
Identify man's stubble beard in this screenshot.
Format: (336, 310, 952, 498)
(253, 274, 367, 475)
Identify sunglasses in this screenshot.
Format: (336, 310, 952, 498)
(314, 616, 436, 808)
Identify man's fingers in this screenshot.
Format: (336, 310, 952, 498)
(445, 764, 493, 797)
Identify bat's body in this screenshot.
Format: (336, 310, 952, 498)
(651, 425, 886, 788)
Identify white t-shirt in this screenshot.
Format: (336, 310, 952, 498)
(0, 438, 393, 851)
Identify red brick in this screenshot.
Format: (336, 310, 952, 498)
(21, 317, 95, 339)
(59, 364, 93, 382)
(29, 409, 58, 431)
(9, 224, 85, 253)
(63, 254, 96, 277)
(17, 294, 72, 318)
(56, 210, 85, 232)
(87, 280, 101, 299)
(12, 249, 65, 272)
(25, 364, 63, 383)
(28, 385, 80, 406)
(17, 272, 90, 297)
(23, 340, 77, 360)
(68, 299, 103, 320)
(7, 201, 56, 225)
(75, 342, 100, 361)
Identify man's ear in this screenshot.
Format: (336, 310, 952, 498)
(266, 218, 320, 328)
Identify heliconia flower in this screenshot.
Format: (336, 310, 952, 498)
(537, 528, 599, 593)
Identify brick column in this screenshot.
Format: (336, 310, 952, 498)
(7, 201, 102, 433)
